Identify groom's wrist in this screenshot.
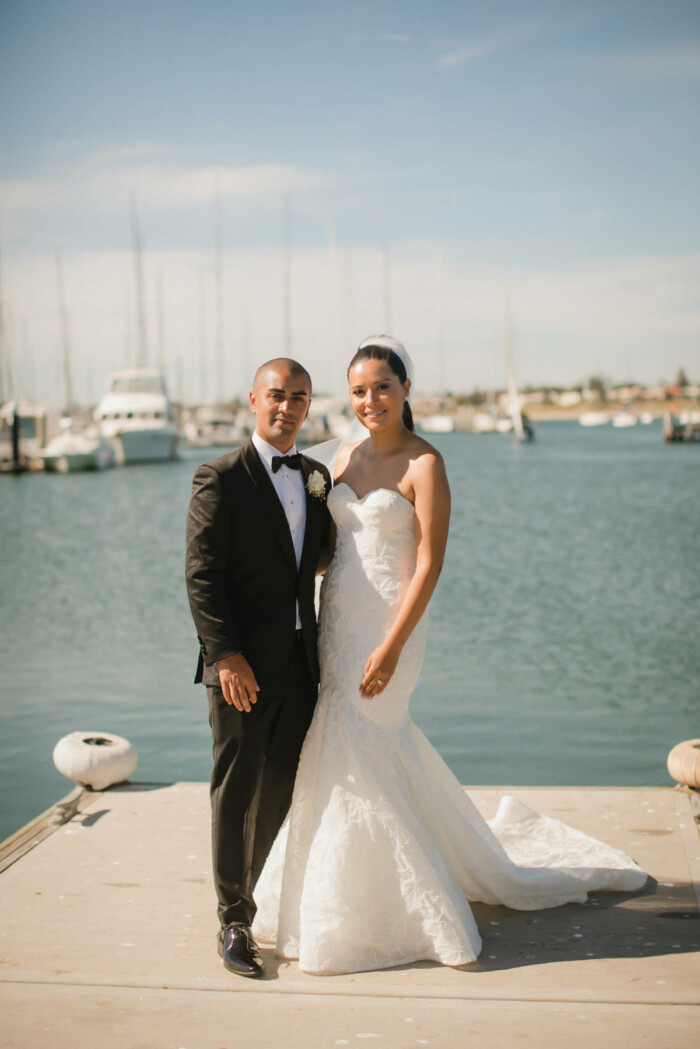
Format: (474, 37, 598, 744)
(218, 651, 241, 667)
(206, 639, 243, 665)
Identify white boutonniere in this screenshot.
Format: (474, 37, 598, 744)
(306, 470, 327, 500)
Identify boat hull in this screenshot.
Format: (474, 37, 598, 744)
(108, 427, 179, 465)
(611, 413, 637, 428)
(38, 430, 115, 473)
(579, 412, 609, 427)
(420, 414, 455, 434)
(43, 452, 104, 473)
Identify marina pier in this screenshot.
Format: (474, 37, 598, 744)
(1, 781, 697, 1047)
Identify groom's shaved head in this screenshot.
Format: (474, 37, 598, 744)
(253, 358, 312, 393)
(249, 358, 312, 451)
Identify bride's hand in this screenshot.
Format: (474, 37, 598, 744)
(360, 642, 400, 699)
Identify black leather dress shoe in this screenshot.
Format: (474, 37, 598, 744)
(217, 924, 265, 978)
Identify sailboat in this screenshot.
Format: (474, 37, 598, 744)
(504, 295, 534, 442)
(0, 243, 50, 471)
(41, 416, 115, 473)
(39, 251, 115, 472)
(420, 246, 455, 435)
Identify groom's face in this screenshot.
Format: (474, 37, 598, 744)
(250, 365, 311, 451)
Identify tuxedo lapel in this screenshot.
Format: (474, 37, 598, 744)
(241, 439, 298, 575)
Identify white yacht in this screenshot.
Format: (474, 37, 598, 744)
(95, 369, 179, 465)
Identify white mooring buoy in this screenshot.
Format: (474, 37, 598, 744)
(667, 739, 700, 789)
(53, 732, 138, 791)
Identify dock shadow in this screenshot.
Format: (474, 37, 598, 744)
(75, 808, 110, 828)
(451, 877, 699, 973)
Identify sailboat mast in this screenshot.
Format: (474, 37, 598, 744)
(55, 249, 73, 412)
(198, 271, 208, 404)
(4, 301, 15, 401)
(214, 175, 224, 401)
(123, 285, 133, 367)
(434, 246, 446, 396)
(344, 248, 355, 355)
(22, 320, 35, 402)
(156, 271, 166, 373)
(328, 217, 343, 395)
(240, 303, 252, 402)
(382, 244, 392, 333)
(0, 238, 9, 404)
(129, 191, 148, 369)
(504, 293, 524, 441)
(283, 193, 292, 356)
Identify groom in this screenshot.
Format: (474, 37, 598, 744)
(185, 358, 331, 978)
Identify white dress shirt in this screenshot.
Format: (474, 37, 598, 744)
(251, 431, 306, 628)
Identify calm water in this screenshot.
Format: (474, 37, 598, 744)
(1, 421, 697, 841)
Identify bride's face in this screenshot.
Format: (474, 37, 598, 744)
(348, 359, 409, 430)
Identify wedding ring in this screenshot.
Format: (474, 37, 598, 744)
(377, 679, 384, 685)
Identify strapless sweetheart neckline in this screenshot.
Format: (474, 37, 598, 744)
(333, 480, 414, 508)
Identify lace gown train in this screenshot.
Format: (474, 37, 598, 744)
(253, 483, 646, 974)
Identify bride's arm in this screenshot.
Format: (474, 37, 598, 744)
(360, 451, 450, 698)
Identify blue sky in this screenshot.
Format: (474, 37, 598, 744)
(1, 0, 698, 403)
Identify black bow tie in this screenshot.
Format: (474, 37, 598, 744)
(271, 453, 302, 474)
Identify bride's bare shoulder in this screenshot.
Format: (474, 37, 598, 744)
(407, 432, 445, 466)
(405, 434, 449, 493)
(334, 438, 368, 480)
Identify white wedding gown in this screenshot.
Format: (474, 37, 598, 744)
(253, 483, 646, 974)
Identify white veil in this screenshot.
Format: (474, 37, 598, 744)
(305, 335, 414, 472)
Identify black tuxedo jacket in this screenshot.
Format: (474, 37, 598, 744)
(185, 439, 331, 693)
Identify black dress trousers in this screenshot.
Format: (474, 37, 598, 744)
(207, 633, 317, 928)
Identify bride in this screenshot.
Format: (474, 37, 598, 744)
(253, 335, 646, 975)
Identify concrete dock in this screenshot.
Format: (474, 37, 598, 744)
(1, 782, 698, 1048)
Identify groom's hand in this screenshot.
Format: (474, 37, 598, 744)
(218, 653, 260, 713)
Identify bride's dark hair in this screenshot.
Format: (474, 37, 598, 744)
(347, 342, 414, 432)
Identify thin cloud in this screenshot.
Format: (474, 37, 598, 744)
(437, 20, 546, 69)
(86, 142, 173, 168)
(0, 154, 332, 215)
(603, 42, 700, 81)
